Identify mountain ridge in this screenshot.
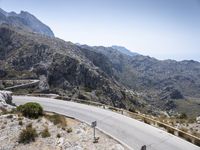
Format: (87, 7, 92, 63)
(0, 8, 54, 37)
(1, 9, 200, 116)
(111, 45, 139, 56)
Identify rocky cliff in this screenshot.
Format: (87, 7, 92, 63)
(0, 25, 144, 111)
(0, 90, 13, 110)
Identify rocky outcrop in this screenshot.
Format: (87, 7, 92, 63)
(160, 87, 184, 100)
(38, 75, 49, 92)
(0, 90, 13, 109)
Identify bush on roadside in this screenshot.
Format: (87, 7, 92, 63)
(17, 102, 43, 119)
(67, 127, 72, 133)
(45, 114, 67, 127)
(19, 120, 23, 126)
(41, 127, 51, 138)
(57, 133, 61, 138)
(18, 124, 38, 144)
(179, 113, 187, 119)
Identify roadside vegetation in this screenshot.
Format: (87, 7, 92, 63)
(18, 123, 38, 144)
(1, 102, 71, 145)
(17, 102, 43, 119)
(41, 127, 51, 138)
(45, 114, 67, 128)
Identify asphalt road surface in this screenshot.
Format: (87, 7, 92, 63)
(13, 96, 200, 150)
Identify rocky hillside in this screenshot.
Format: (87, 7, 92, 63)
(1, 9, 200, 115)
(79, 45, 200, 115)
(0, 25, 144, 111)
(1, 24, 200, 115)
(80, 45, 200, 97)
(0, 8, 54, 37)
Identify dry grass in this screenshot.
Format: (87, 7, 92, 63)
(45, 114, 67, 128)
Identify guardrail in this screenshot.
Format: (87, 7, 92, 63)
(1, 80, 40, 90)
(124, 110, 200, 146)
(56, 96, 200, 147)
(17, 93, 200, 147)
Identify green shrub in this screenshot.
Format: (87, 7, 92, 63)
(18, 117, 23, 121)
(18, 124, 38, 144)
(57, 133, 61, 138)
(19, 120, 23, 126)
(17, 102, 43, 119)
(0, 107, 8, 114)
(179, 113, 187, 119)
(128, 107, 136, 113)
(41, 127, 51, 138)
(67, 127, 72, 133)
(62, 127, 66, 130)
(84, 87, 92, 92)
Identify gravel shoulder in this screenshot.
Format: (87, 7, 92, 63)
(0, 113, 126, 150)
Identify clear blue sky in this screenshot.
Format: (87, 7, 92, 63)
(0, 0, 200, 61)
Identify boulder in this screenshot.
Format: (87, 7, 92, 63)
(0, 90, 14, 109)
(196, 116, 200, 124)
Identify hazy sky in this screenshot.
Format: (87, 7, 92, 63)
(0, 0, 200, 61)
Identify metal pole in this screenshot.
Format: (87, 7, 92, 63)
(93, 126, 95, 142)
(91, 121, 97, 143)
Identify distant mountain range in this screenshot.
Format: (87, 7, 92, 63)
(0, 8, 54, 37)
(0, 8, 200, 116)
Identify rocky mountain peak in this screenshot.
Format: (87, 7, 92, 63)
(0, 8, 54, 37)
(0, 8, 7, 15)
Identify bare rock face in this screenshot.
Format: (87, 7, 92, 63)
(0, 90, 14, 109)
(39, 75, 49, 92)
(160, 87, 184, 100)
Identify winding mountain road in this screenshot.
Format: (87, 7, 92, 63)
(13, 96, 200, 150)
(4, 80, 39, 90)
